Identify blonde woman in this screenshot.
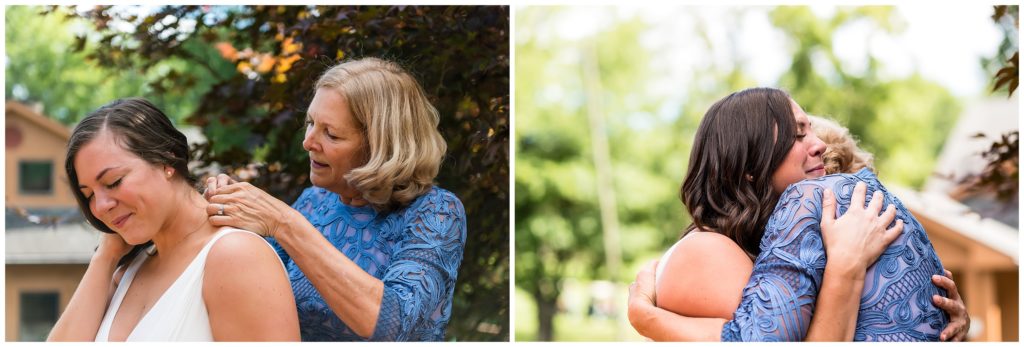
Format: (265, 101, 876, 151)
(204, 58, 467, 341)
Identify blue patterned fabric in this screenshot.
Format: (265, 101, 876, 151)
(267, 186, 467, 341)
(721, 168, 948, 341)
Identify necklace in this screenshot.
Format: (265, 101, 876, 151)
(146, 219, 210, 256)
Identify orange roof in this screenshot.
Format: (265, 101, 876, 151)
(5, 101, 71, 140)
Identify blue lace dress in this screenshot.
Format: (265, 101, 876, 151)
(267, 186, 467, 341)
(721, 168, 948, 341)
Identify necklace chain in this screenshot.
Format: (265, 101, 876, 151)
(146, 218, 209, 256)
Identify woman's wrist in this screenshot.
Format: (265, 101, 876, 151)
(272, 208, 304, 240)
(824, 259, 866, 283)
(90, 248, 122, 268)
(629, 299, 662, 338)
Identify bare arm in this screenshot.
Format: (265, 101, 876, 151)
(270, 195, 466, 341)
(47, 234, 131, 341)
(628, 260, 726, 341)
(274, 211, 385, 338)
(203, 232, 299, 341)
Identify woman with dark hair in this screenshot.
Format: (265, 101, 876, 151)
(202, 57, 467, 341)
(47, 98, 299, 341)
(627, 88, 969, 341)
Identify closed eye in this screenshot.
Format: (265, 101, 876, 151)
(106, 178, 122, 189)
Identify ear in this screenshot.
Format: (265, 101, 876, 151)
(164, 165, 175, 178)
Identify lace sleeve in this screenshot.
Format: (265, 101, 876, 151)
(370, 191, 467, 341)
(721, 182, 831, 341)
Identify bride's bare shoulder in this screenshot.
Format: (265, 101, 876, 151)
(655, 230, 754, 320)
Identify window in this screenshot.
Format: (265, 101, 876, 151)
(19, 292, 59, 341)
(19, 160, 53, 195)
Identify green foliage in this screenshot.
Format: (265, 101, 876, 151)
(771, 6, 960, 188)
(67, 5, 508, 341)
(515, 8, 691, 340)
(984, 5, 1018, 96)
(3, 7, 175, 124)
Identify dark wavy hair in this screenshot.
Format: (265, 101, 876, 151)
(65, 98, 197, 266)
(679, 87, 798, 259)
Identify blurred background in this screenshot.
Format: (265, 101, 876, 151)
(515, 5, 1018, 342)
(5, 5, 509, 341)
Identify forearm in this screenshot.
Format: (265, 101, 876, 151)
(631, 302, 725, 341)
(47, 252, 120, 341)
(274, 210, 384, 338)
(804, 265, 865, 341)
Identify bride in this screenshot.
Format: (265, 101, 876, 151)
(46, 98, 300, 341)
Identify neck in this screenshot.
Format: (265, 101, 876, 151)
(337, 189, 370, 207)
(151, 188, 212, 256)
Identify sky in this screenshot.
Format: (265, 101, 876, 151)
(535, 4, 1008, 102)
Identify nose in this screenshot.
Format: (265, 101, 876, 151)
(92, 190, 116, 218)
(302, 127, 319, 153)
(807, 132, 826, 157)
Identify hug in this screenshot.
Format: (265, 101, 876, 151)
(628, 87, 970, 342)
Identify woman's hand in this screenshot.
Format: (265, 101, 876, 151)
(203, 173, 237, 200)
(95, 232, 133, 262)
(820, 181, 904, 278)
(205, 177, 298, 238)
(932, 269, 970, 341)
(627, 260, 660, 336)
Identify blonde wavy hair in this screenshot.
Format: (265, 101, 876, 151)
(809, 115, 875, 174)
(315, 58, 446, 211)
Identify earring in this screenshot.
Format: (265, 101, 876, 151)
(167, 170, 173, 177)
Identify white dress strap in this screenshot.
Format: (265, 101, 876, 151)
(94, 245, 152, 342)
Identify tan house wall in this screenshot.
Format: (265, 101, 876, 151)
(5, 264, 88, 341)
(5, 103, 76, 208)
(995, 271, 1019, 341)
(921, 213, 1018, 342)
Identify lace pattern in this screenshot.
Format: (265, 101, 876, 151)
(268, 186, 467, 341)
(721, 169, 948, 341)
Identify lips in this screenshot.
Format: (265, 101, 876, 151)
(111, 213, 132, 229)
(311, 159, 330, 169)
(806, 165, 825, 174)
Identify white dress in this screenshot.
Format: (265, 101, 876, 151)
(94, 227, 283, 341)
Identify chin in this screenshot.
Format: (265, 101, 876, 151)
(115, 231, 151, 246)
(309, 173, 331, 188)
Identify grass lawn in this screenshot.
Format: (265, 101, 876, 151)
(514, 286, 645, 341)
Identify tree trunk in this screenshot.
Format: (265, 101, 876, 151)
(533, 289, 557, 341)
